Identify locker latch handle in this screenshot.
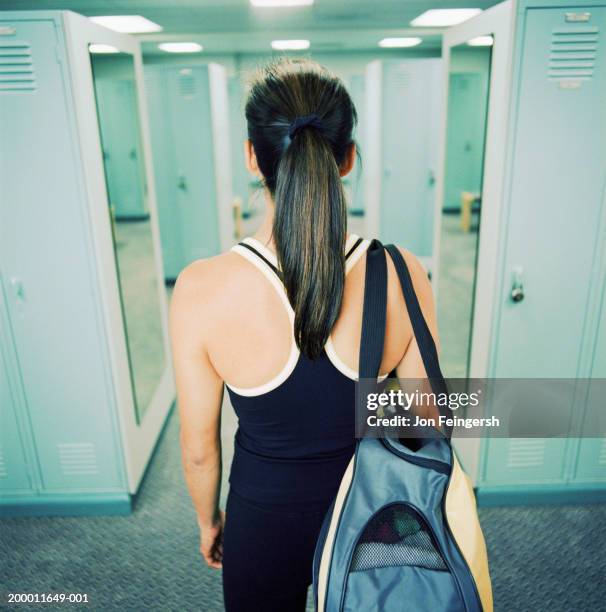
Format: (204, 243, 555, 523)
(10, 277, 25, 302)
(510, 267, 524, 303)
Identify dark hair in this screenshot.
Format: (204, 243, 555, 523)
(245, 58, 357, 359)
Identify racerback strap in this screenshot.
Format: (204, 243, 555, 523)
(236, 236, 365, 282)
(237, 241, 283, 280)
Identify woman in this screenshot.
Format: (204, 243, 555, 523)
(169, 58, 438, 611)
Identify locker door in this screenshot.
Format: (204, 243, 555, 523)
(444, 73, 487, 209)
(167, 66, 221, 262)
(94, 78, 146, 219)
(0, 313, 34, 493)
(228, 75, 250, 214)
(346, 73, 365, 216)
(0, 19, 123, 492)
(573, 284, 606, 482)
(145, 68, 184, 280)
(379, 59, 441, 258)
(484, 7, 606, 485)
(493, 6, 606, 376)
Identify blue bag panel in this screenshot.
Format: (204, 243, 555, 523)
(382, 436, 452, 468)
(342, 566, 464, 612)
(323, 439, 451, 611)
(352, 439, 450, 524)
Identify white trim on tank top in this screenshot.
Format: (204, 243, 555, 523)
(226, 235, 386, 397)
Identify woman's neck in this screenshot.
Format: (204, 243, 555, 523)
(253, 191, 275, 249)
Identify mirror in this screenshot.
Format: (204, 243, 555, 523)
(90, 48, 166, 423)
(437, 38, 493, 377)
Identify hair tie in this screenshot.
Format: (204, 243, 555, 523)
(288, 113, 323, 140)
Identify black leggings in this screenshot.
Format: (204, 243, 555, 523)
(222, 489, 330, 611)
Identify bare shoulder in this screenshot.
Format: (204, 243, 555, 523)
(392, 245, 436, 320)
(391, 245, 432, 296)
(169, 250, 252, 329)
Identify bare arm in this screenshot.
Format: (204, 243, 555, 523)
(169, 262, 225, 568)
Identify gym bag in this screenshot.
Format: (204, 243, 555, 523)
(312, 240, 492, 612)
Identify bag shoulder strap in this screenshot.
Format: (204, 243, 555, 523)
(385, 244, 452, 438)
(359, 239, 387, 380)
(384, 245, 444, 381)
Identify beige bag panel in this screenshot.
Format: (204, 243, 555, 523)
(445, 454, 493, 612)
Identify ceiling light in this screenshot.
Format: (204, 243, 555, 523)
(90, 15, 163, 34)
(411, 9, 482, 27)
(251, 0, 314, 7)
(271, 39, 310, 50)
(158, 42, 203, 53)
(379, 37, 422, 48)
(89, 43, 119, 54)
(467, 35, 494, 47)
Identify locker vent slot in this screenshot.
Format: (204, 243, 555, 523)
(506, 439, 546, 468)
(0, 41, 36, 93)
(599, 439, 606, 466)
(0, 447, 7, 478)
(389, 65, 410, 91)
(178, 74, 196, 97)
(58, 442, 99, 476)
(549, 28, 599, 80)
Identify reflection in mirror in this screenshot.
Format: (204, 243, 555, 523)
(437, 38, 492, 377)
(90, 47, 166, 423)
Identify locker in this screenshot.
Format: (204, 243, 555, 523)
(145, 64, 233, 281)
(0, 327, 33, 494)
(435, 0, 606, 504)
(93, 76, 147, 219)
(1, 16, 122, 492)
(484, 3, 606, 492)
(491, 5, 606, 379)
(345, 73, 366, 216)
(365, 58, 442, 269)
(228, 74, 254, 220)
(573, 282, 606, 482)
(0, 11, 174, 515)
(444, 72, 489, 210)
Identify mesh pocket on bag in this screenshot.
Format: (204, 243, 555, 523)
(350, 504, 447, 572)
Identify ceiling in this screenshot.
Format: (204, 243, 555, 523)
(0, 0, 500, 54)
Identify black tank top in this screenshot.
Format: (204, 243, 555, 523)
(226, 235, 370, 508)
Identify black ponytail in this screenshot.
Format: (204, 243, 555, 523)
(245, 59, 357, 359)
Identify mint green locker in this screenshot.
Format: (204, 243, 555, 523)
(168, 67, 221, 262)
(145, 65, 222, 281)
(346, 73, 365, 216)
(482, 4, 606, 488)
(379, 59, 441, 258)
(444, 72, 489, 210)
(573, 283, 606, 482)
(0, 16, 124, 493)
(0, 323, 34, 494)
(229, 75, 252, 218)
(1, 11, 174, 516)
(145, 68, 183, 279)
(93, 75, 147, 220)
